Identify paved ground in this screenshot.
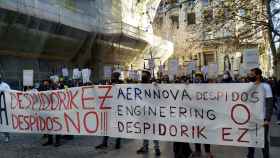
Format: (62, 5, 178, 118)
(0, 121, 279, 158)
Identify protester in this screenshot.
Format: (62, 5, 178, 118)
(173, 76, 193, 158)
(193, 72, 214, 158)
(95, 72, 123, 150)
(136, 70, 161, 156)
(247, 68, 274, 158)
(0, 74, 11, 143)
(221, 71, 233, 83)
(41, 79, 61, 147)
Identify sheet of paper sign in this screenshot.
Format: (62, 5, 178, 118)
(168, 59, 178, 76)
(104, 66, 112, 79)
(73, 68, 81, 79)
(62, 68, 69, 77)
(23, 70, 34, 86)
(82, 69, 91, 84)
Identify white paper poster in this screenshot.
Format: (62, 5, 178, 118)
(148, 59, 155, 69)
(208, 63, 218, 79)
(62, 68, 69, 77)
(168, 59, 178, 76)
(23, 70, 34, 86)
(243, 48, 259, 69)
(82, 69, 91, 84)
(104, 66, 112, 79)
(186, 61, 196, 75)
(73, 69, 81, 79)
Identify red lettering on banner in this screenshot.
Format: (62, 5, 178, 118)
(58, 91, 69, 110)
(64, 112, 81, 133)
(81, 86, 95, 110)
(25, 93, 34, 110)
(16, 92, 24, 109)
(50, 92, 60, 111)
(10, 93, 17, 110)
(69, 89, 79, 110)
(98, 85, 112, 109)
(83, 111, 99, 133)
(39, 93, 51, 111)
(222, 128, 233, 141)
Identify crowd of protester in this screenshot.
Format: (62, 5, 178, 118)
(1, 68, 280, 158)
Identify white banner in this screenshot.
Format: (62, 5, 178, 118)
(0, 84, 265, 148)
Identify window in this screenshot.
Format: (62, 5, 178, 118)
(204, 9, 213, 23)
(170, 15, 179, 29)
(187, 13, 196, 25)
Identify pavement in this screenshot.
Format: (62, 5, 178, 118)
(0, 121, 279, 158)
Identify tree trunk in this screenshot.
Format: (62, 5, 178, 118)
(266, 0, 279, 79)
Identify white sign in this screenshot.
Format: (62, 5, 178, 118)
(73, 69, 81, 79)
(23, 70, 34, 86)
(50, 75, 59, 83)
(239, 63, 248, 77)
(82, 69, 91, 84)
(208, 63, 218, 79)
(62, 68, 69, 77)
(186, 61, 196, 75)
(0, 84, 264, 148)
(104, 66, 112, 79)
(148, 59, 155, 69)
(243, 48, 259, 69)
(168, 59, 178, 76)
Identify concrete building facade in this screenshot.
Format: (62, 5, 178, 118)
(0, 0, 173, 89)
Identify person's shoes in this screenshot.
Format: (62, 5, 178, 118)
(95, 144, 107, 149)
(42, 141, 53, 146)
(136, 147, 148, 154)
(155, 149, 161, 156)
(4, 137, 9, 143)
(54, 142, 61, 147)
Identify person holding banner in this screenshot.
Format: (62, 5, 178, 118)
(96, 72, 123, 150)
(247, 68, 274, 158)
(41, 79, 62, 147)
(192, 72, 214, 158)
(136, 70, 161, 156)
(0, 74, 11, 143)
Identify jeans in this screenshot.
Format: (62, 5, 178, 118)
(3, 132, 9, 138)
(247, 125, 269, 158)
(143, 140, 159, 150)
